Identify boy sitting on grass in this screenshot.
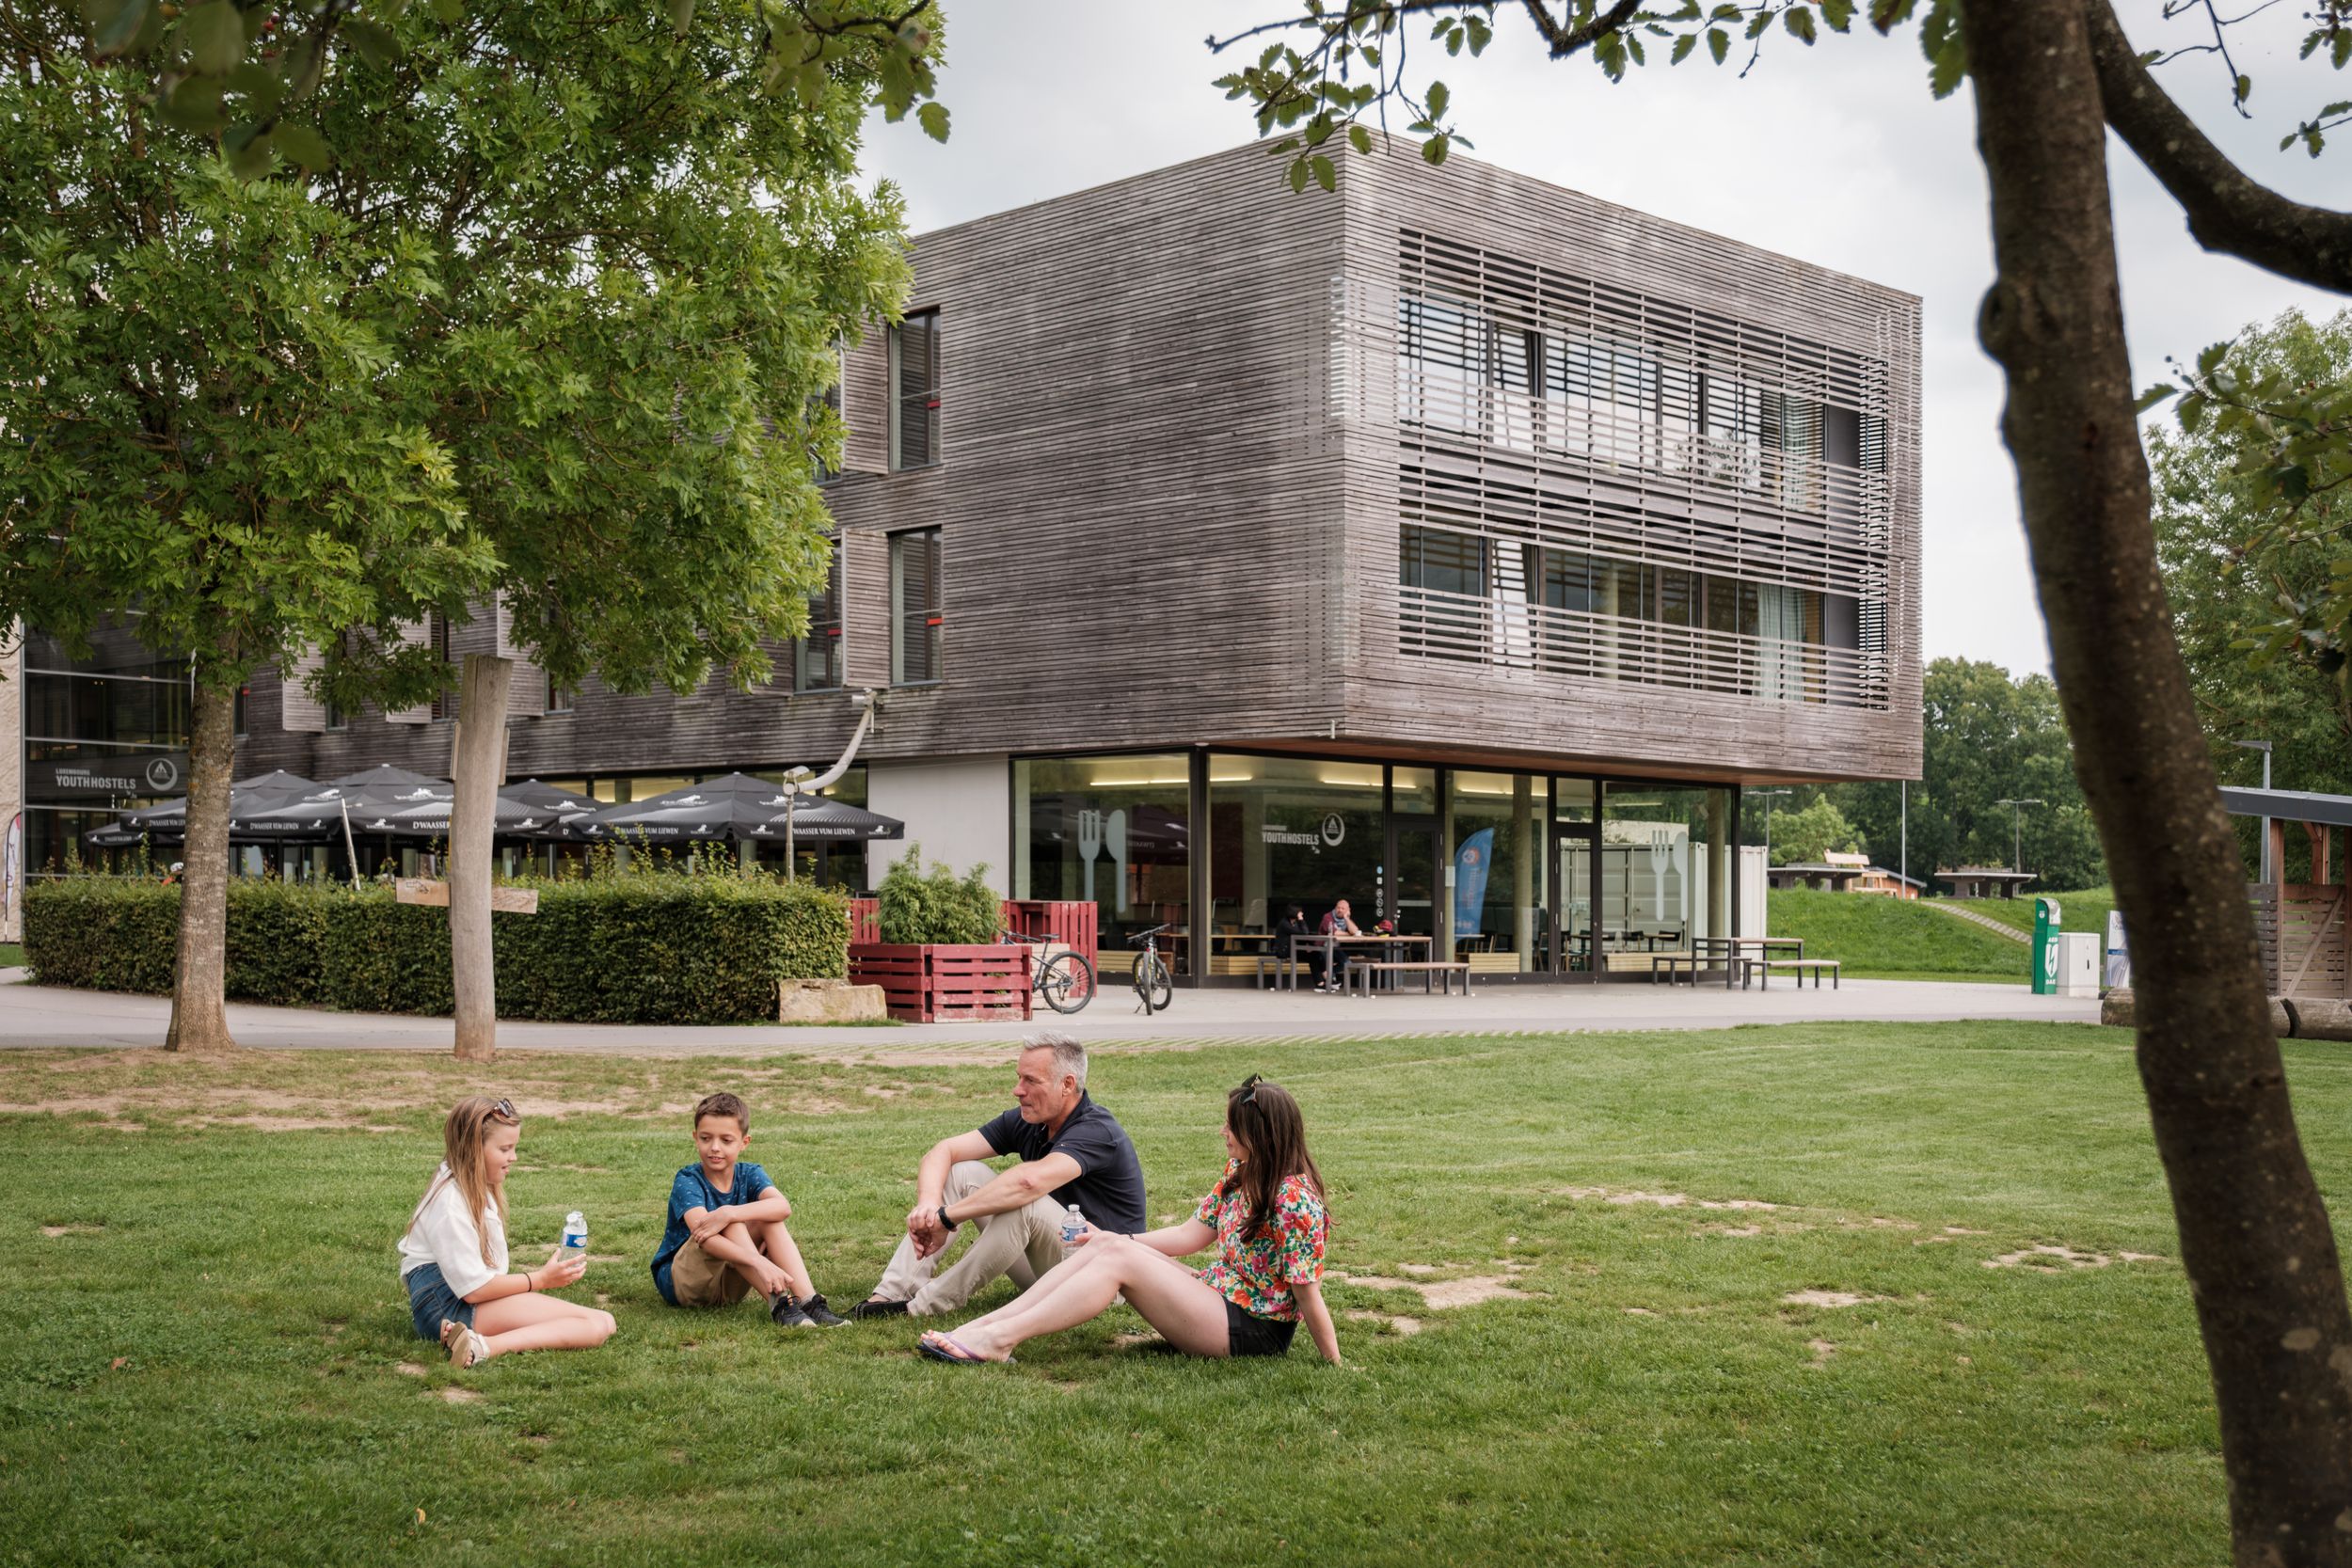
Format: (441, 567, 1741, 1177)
(651, 1092, 847, 1327)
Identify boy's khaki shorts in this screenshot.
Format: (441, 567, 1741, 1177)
(669, 1241, 754, 1307)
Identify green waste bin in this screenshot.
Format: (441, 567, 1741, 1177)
(2031, 896, 2062, 995)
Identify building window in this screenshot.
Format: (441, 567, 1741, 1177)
(797, 538, 843, 692)
(427, 612, 453, 721)
(890, 528, 942, 684)
(544, 684, 575, 716)
(812, 341, 844, 484)
(1014, 754, 1192, 978)
(889, 310, 940, 470)
(325, 698, 348, 732)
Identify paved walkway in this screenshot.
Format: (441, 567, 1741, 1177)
(0, 970, 2101, 1059)
(1920, 901, 2031, 943)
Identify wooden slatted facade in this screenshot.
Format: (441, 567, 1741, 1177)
(240, 140, 1921, 800)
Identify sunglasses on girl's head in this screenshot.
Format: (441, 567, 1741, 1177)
(487, 1098, 519, 1124)
(1238, 1074, 1264, 1106)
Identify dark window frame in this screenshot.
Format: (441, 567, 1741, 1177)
(888, 310, 941, 471)
(889, 526, 943, 685)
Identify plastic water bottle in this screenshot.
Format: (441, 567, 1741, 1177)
(1060, 1204, 1085, 1245)
(561, 1211, 588, 1261)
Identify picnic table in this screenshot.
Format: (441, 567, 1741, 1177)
(1688, 935, 1805, 989)
(1279, 932, 1432, 992)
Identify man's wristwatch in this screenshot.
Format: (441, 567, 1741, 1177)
(937, 1204, 958, 1232)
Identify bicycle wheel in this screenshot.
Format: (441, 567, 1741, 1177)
(1134, 951, 1173, 1013)
(1037, 951, 1095, 1014)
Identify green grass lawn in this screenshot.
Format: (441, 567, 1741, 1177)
(1767, 888, 2029, 983)
(1956, 886, 2118, 941)
(8, 1022, 2325, 1566)
(0, 944, 22, 969)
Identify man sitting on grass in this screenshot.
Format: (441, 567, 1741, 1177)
(850, 1034, 1147, 1320)
(650, 1092, 847, 1328)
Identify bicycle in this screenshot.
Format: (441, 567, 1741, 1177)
(999, 927, 1095, 1015)
(1128, 923, 1174, 1014)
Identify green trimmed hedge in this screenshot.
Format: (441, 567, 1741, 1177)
(23, 875, 848, 1024)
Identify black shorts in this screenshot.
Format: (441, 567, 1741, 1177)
(1224, 1299, 1297, 1357)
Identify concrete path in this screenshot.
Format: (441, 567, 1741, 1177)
(0, 970, 2103, 1059)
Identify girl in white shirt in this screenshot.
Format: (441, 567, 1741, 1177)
(399, 1096, 616, 1367)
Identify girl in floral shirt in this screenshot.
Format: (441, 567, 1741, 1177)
(918, 1075, 1340, 1365)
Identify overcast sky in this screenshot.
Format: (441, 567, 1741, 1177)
(856, 2, 2347, 679)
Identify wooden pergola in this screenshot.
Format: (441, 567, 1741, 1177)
(1767, 863, 1866, 892)
(1936, 867, 2037, 899)
(2222, 786, 2350, 1002)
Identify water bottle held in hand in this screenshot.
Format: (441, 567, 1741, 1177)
(561, 1211, 588, 1260)
(1060, 1203, 1085, 1244)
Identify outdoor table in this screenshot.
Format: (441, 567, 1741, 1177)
(1299, 932, 1431, 992)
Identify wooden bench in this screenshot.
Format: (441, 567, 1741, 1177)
(1254, 953, 1311, 990)
(1649, 954, 1710, 986)
(1758, 958, 1840, 990)
(1347, 959, 1472, 997)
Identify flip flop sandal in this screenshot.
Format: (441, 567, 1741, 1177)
(917, 1331, 1009, 1366)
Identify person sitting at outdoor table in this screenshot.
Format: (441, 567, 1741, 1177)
(1274, 906, 1312, 985)
(848, 1034, 1146, 1320)
(1315, 899, 1363, 992)
(915, 1075, 1340, 1367)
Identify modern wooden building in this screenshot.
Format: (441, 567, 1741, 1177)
(169, 140, 1923, 982)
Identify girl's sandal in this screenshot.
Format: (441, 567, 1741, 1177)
(918, 1330, 1010, 1366)
(448, 1325, 491, 1369)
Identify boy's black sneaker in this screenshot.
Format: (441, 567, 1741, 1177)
(847, 1295, 910, 1321)
(799, 1293, 849, 1328)
(770, 1292, 813, 1329)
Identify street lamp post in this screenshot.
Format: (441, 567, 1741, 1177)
(2233, 739, 2274, 883)
(1994, 797, 2044, 880)
(1754, 788, 1792, 863)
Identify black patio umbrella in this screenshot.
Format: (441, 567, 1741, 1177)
(376, 784, 598, 840)
(501, 780, 608, 841)
(580, 773, 904, 845)
(121, 769, 321, 836)
(745, 796, 906, 843)
(237, 768, 453, 839)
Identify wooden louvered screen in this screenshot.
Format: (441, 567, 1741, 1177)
(495, 597, 547, 719)
(278, 648, 326, 734)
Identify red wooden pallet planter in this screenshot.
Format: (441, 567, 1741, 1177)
(845, 899, 1095, 971)
(848, 942, 1033, 1023)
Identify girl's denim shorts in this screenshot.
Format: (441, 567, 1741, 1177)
(404, 1261, 474, 1342)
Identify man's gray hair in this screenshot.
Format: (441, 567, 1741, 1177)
(1023, 1032, 1088, 1092)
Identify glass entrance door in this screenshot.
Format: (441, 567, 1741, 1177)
(1387, 819, 1441, 939)
(1556, 829, 1599, 974)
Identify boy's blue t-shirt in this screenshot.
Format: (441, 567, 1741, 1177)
(651, 1161, 774, 1305)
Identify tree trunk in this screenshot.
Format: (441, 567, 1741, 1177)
(1959, 2, 2352, 1557)
(163, 678, 238, 1053)
(448, 653, 512, 1064)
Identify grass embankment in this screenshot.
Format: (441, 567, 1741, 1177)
(1767, 887, 2027, 983)
(1956, 886, 2118, 940)
(0, 1022, 2310, 1565)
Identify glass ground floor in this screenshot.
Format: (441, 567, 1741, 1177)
(1011, 749, 1741, 983)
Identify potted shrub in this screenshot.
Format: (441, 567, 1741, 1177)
(850, 847, 1030, 1022)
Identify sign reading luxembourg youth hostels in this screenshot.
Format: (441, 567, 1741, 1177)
(1260, 814, 1348, 852)
(27, 752, 189, 800)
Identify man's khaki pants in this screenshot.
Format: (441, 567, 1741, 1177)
(873, 1161, 1069, 1316)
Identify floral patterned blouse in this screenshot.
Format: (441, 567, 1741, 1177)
(1193, 1158, 1328, 1322)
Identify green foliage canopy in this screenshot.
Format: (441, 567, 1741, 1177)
(2147, 309, 2352, 805)
(1, 2, 927, 712)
